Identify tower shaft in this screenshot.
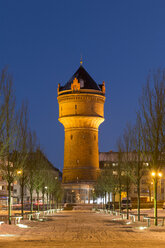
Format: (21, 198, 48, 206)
(58, 93, 105, 184)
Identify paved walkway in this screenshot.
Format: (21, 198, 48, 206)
(0, 211, 165, 247)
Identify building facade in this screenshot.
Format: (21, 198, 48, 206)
(99, 151, 165, 202)
(57, 65, 105, 203)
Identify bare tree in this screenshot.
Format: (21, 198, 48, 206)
(139, 70, 165, 225)
(52, 179, 63, 209)
(122, 123, 134, 219)
(116, 137, 125, 213)
(0, 69, 8, 157)
(26, 130, 37, 214)
(16, 101, 29, 218)
(94, 172, 106, 208)
(34, 148, 46, 211)
(131, 114, 147, 221)
(0, 69, 17, 224)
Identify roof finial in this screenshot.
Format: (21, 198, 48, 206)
(80, 55, 83, 65)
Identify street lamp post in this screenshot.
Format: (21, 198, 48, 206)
(45, 186, 49, 210)
(17, 169, 24, 218)
(151, 171, 162, 226)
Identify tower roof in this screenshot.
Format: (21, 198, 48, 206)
(59, 65, 101, 92)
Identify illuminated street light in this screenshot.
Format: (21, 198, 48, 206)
(17, 170, 22, 175)
(151, 171, 162, 178)
(151, 172, 156, 177)
(158, 172, 162, 177)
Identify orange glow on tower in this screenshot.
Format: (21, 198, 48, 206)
(57, 65, 105, 203)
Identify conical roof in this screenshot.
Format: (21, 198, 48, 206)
(59, 65, 101, 91)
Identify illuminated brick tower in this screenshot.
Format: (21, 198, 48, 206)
(57, 63, 105, 203)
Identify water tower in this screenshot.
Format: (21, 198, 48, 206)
(57, 64, 105, 203)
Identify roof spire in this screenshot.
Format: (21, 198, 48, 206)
(80, 55, 83, 65)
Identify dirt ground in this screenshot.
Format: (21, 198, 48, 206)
(0, 210, 165, 248)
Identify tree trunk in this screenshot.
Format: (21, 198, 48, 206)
(57, 197, 59, 209)
(103, 192, 106, 209)
(126, 179, 129, 219)
(8, 182, 12, 224)
(42, 191, 45, 211)
(154, 178, 157, 226)
(21, 180, 24, 218)
(148, 185, 151, 202)
(113, 193, 116, 211)
(137, 178, 140, 221)
(30, 189, 33, 215)
(137, 156, 141, 221)
(49, 193, 51, 209)
(37, 191, 40, 212)
(47, 192, 49, 210)
(108, 192, 110, 209)
(52, 195, 54, 209)
(119, 187, 121, 213)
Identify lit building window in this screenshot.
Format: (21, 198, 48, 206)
(113, 171, 118, 175)
(112, 163, 118, 167)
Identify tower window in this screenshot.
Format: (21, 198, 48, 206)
(75, 105, 77, 115)
(80, 79, 84, 88)
(71, 134, 73, 140)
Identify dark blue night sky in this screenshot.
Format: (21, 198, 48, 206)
(1, 0, 165, 171)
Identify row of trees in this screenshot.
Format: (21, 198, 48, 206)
(0, 68, 62, 224)
(17, 149, 63, 218)
(94, 69, 165, 225)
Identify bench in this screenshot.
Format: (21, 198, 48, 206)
(0, 215, 8, 223)
(27, 213, 33, 220)
(34, 212, 40, 220)
(51, 209, 55, 214)
(47, 209, 53, 215)
(97, 209, 103, 213)
(143, 216, 165, 227)
(43, 210, 48, 216)
(12, 216, 22, 224)
(129, 213, 148, 221)
(42, 209, 54, 216)
(119, 212, 127, 219)
(129, 214, 136, 222)
(159, 218, 165, 226)
(113, 211, 119, 216)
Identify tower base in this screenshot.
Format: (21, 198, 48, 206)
(63, 182, 94, 204)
